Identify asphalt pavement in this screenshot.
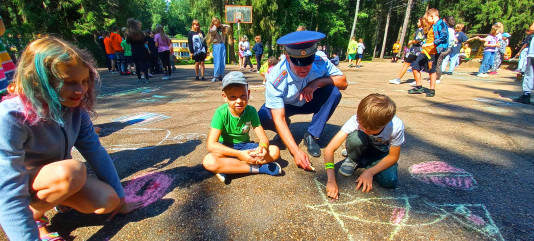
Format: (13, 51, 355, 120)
(1, 61, 533, 240)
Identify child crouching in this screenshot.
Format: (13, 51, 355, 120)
(323, 93, 405, 199)
(203, 71, 281, 182)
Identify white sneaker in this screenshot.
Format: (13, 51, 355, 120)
(477, 73, 488, 77)
(211, 77, 217, 82)
(389, 78, 401, 85)
(409, 81, 417, 86)
(215, 173, 226, 183)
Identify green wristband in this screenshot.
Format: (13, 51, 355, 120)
(325, 163, 335, 170)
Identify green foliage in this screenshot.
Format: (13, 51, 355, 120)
(0, 0, 533, 66)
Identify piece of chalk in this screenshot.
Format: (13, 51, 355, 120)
(310, 165, 315, 171)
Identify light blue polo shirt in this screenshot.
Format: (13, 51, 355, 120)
(265, 51, 343, 109)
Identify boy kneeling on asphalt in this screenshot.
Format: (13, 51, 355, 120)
(203, 71, 281, 182)
(323, 93, 405, 199)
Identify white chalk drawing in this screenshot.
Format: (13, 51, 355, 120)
(306, 178, 503, 241)
(172, 133, 207, 144)
(97, 87, 160, 98)
(112, 112, 170, 126)
(101, 128, 171, 151)
(101, 127, 207, 151)
(248, 84, 265, 89)
(169, 98, 208, 103)
(474, 98, 521, 107)
(137, 95, 170, 103)
(410, 161, 477, 190)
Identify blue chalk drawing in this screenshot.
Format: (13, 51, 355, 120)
(98, 87, 160, 98)
(112, 112, 170, 126)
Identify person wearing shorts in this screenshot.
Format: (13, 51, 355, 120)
(188, 19, 208, 80)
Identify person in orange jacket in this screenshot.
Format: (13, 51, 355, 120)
(110, 25, 126, 75)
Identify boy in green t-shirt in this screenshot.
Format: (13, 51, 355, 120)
(203, 71, 281, 182)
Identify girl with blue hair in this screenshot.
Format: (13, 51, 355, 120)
(0, 37, 141, 241)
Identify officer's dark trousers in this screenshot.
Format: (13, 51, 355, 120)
(258, 84, 342, 139)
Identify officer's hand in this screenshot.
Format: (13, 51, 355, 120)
(293, 148, 312, 170)
(300, 82, 318, 102)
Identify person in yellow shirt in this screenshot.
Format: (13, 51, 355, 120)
(392, 40, 401, 63)
(459, 43, 471, 59)
(348, 37, 358, 67)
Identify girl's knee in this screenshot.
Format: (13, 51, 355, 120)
(54, 160, 86, 193)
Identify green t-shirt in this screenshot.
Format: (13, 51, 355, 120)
(121, 40, 132, 56)
(210, 103, 261, 144)
(348, 40, 358, 54)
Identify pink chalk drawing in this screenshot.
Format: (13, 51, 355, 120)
(306, 178, 504, 241)
(409, 161, 477, 190)
(123, 172, 173, 208)
(390, 208, 406, 225)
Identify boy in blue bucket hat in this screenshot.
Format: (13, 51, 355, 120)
(258, 31, 347, 171)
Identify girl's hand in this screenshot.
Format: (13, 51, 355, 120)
(106, 198, 143, 222)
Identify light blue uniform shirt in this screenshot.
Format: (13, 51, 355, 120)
(265, 51, 343, 109)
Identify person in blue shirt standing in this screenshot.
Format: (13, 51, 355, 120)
(253, 36, 264, 72)
(258, 31, 347, 171)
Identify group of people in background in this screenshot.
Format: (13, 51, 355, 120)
(385, 7, 533, 102)
(96, 20, 175, 83)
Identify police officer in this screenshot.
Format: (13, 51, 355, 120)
(258, 31, 347, 171)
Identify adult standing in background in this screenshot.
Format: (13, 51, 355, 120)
(188, 19, 207, 81)
(154, 24, 172, 80)
(209, 17, 231, 82)
(127, 18, 150, 83)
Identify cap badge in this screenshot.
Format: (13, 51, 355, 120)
(301, 50, 307, 56)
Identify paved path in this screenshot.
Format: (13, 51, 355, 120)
(2, 62, 533, 240)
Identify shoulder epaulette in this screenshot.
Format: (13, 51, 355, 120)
(272, 70, 287, 88)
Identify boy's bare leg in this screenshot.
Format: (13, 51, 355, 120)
(262, 145, 281, 163)
(194, 62, 199, 76)
(429, 72, 437, 89)
(202, 145, 280, 174)
(413, 69, 422, 86)
(200, 62, 205, 77)
(203, 153, 251, 174)
(398, 62, 411, 79)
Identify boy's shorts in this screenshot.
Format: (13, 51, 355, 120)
(411, 53, 437, 73)
(357, 54, 363, 59)
(348, 54, 356, 60)
(107, 54, 116, 60)
(223, 142, 258, 151)
(404, 53, 418, 63)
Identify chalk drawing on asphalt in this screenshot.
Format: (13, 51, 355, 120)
(409, 161, 477, 190)
(101, 128, 171, 151)
(306, 178, 503, 241)
(124, 172, 173, 208)
(97, 87, 160, 98)
(172, 133, 207, 144)
(112, 112, 170, 126)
